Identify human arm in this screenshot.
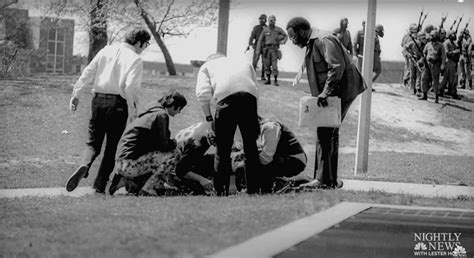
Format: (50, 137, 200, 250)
(277, 27, 288, 45)
(256, 29, 266, 56)
(320, 37, 346, 99)
(70, 50, 102, 111)
(258, 121, 281, 165)
(183, 171, 214, 195)
(124, 59, 143, 122)
(195, 65, 215, 132)
(155, 113, 177, 152)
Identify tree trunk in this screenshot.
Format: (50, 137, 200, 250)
(88, 0, 108, 63)
(134, 0, 177, 76)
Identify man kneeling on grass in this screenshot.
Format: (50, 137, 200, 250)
(109, 90, 187, 196)
(230, 117, 309, 194)
(110, 121, 217, 196)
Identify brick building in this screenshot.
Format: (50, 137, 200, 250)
(0, 7, 75, 75)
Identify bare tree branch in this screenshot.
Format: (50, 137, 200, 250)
(0, 0, 18, 10)
(157, 0, 174, 35)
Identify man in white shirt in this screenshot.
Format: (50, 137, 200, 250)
(66, 28, 151, 193)
(195, 53, 261, 195)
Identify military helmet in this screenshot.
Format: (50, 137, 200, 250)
(375, 24, 384, 32)
(464, 28, 470, 35)
(259, 14, 267, 20)
(417, 32, 426, 39)
(409, 23, 418, 33)
(424, 24, 435, 34)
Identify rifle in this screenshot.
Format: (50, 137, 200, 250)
(440, 13, 448, 29)
(420, 12, 428, 29)
(449, 16, 458, 31)
(464, 18, 471, 32)
(407, 31, 429, 73)
(455, 15, 463, 35)
(417, 8, 424, 31)
(407, 52, 423, 72)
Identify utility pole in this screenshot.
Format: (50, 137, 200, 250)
(355, 0, 376, 175)
(217, 0, 230, 55)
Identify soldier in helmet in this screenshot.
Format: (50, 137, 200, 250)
(405, 32, 428, 95)
(334, 17, 353, 56)
(420, 30, 446, 103)
(439, 28, 447, 43)
(256, 15, 288, 86)
(401, 23, 418, 87)
(353, 20, 366, 70)
(373, 24, 384, 83)
(247, 14, 267, 81)
(459, 28, 472, 89)
(441, 30, 461, 98)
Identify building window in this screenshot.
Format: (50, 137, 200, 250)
(46, 27, 66, 73)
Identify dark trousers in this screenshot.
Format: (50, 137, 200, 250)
(214, 92, 260, 194)
(313, 97, 356, 187)
(81, 93, 128, 191)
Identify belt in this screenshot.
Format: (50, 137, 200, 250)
(95, 93, 122, 100)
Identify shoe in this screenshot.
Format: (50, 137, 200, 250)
(299, 179, 326, 189)
(261, 77, 266, 81)
(66, 165, 89, 192)
(335, 179, 344, 189)
(264, 80, 271, 85)
(109, 174, 125, 195)
(418, 94, 427, 100)
(273, 81, 279, 86)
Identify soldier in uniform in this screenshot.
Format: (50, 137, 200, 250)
(353, 21, 365, 70)
(459, 29, 472, 89)
(373, 24, 384, 83)
(256, 15, 288, 86)
(401, 24, 418, 87)
(334, 17, 353, 56)
(247, 14, 267, 81)
(420, 30, 446, 103)
(404, 32, 427, 95)
(441, 30, 461, 98)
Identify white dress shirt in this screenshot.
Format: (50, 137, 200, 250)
(195, 56, 259, 104)
(72, 43, 143, 117)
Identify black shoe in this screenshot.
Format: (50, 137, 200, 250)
(109, 174, 125, 196)
(418, 94, 428, 100)
(66, 165, 89, 192)
(264, 80, 271, 85)
(335, 179, 344, 189)
(273, 81, 279, 86)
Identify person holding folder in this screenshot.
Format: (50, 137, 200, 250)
(286, 17, 366, 189)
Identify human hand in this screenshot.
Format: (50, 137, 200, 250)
(228, 175, 238, 195)
(316, 93, 328, 107)
(69, 97, 79, 111)
(201, 180, 216, 196)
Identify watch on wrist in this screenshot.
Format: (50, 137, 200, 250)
(206, 115, 213, 122)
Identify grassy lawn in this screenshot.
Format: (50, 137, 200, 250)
(1, 191, 472, 257)
(1, 74, 473, 188)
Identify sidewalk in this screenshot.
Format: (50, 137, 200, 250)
(0, 180, 472, 199)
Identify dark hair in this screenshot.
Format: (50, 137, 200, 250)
(286, 17, 311, 32)
(159, 90, 187, 109)
(125, 28, 151, 48)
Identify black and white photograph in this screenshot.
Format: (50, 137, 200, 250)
(1, 0, 473, 257)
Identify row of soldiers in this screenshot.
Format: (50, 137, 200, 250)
(401, 17, 472, 103)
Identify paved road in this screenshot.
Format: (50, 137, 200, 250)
(276, 207, 474, 258)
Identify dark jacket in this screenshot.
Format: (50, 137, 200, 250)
(305, 28, 366, 102)
(116, 105, 176, 160)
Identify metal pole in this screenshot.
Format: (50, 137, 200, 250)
(355, 0, 376, 175)
(217, 0, 230, 55)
